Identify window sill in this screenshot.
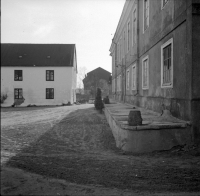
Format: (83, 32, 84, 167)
(161, 83, 173, 88)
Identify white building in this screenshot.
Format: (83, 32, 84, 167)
(1, 43, 77, 106)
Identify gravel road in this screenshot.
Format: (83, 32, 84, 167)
(1, 105, 200, 196)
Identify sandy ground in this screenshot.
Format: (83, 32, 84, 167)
(1, 105, 200, 196)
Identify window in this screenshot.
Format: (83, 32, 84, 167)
(142, 56, 149, 89)
(119, 39, 121, 62)
(119, 75, 121, 91)
(126, 69, 130, 90)
(127, 21, 130, 52)
(118, 76, 120, 92)
(46, 88, 54, 99)
(112, 79, 115, 93)
(162, 0, 169, 8)
(161, 38, 173, 88)
(132, 7, 137, 45)
(123, 30, 126, 57)
(132, 64, 136, 90)
(14, 88, 23, 99)
(117, 43, 119, 63)
(143, 0, 149, 32)
(14, 70, 23, 81)
(112, 52, 115, 74)
(46, 70, 54, 81)
(116, 76, 119, 91)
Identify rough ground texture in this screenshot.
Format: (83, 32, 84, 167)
(1, 105, 200, 196)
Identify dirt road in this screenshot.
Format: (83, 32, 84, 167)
(1, 105, 200, 195)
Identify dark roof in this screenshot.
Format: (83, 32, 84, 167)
(87, 67, 111, 76)
(1, 43, 76, 67)
(83, 67, 111, 84)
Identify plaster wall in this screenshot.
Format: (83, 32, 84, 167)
(1, 66, 75, 106)
(125, 0, 192, 121)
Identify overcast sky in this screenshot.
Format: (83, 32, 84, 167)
(1, 0, 125, 73)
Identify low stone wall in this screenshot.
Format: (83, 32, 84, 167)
(104, 104, 192, 153)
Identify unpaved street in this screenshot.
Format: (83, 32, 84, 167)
(1, 105, 200, 196)
(1, 104, 93, 165)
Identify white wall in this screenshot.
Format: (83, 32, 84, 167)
(1, 66, 75, 106)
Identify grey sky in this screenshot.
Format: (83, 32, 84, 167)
(1, 0, 125, 73)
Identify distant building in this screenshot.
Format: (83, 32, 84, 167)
(1, 43, 77, 106)
(110, 0, 200, 144)
(83, 67, 111, 98)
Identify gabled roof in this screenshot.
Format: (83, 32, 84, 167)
(83, 67, 111, 83)
(87, 67, 111, 76)
(1, 43, 76, 67)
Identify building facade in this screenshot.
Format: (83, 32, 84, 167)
(83, 67, 111, 98)
(110, 0, 200, 144)
(1, 43, 77, 106)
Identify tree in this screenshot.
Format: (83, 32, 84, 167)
(95, 88, 104, 111)
(77, 66, 87, 91)
(98, 79, 109, 98)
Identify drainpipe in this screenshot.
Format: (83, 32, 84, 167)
(124, 54, 126, 103)
(112, 39, 118, 99)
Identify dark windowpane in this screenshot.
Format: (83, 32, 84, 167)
(46, 88, 54, 99)
(163, 44, 172, 85)
(14, 89, 23, 99)
(46, 71, 50, 81)
(46, 70, 54, 81)
(14, 70, 23, 81)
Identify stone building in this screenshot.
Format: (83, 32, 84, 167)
(110, 0, 200, 144)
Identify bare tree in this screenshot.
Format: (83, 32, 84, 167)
(98, 79, 109, 98)
(77, 66, 87, 92)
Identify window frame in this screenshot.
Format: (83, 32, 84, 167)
(46, 70, 54, 81)
(143, 0, 149, 33)
(14, 70, 23, 81)
(123, 30, 126, 57)
(161, 38, 173, 88)
(46, 88, 54, 99)
(117, 43, 120, 63)
(119, 37, 122, 62)
(119, 75, 121, 91)
(14, 88, 23, 99)
(142, 55, 149, 90)
(116, 76, 119, 92)
(112, 78, 115, 93)
(127, 20, 130, 52)
(126, 69, 130, 90)
(132, 64, 137, 90)
(132, 6, 137, 46)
